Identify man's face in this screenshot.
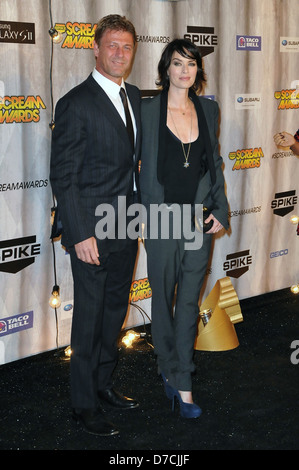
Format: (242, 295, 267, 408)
(94, 29, 135, 84)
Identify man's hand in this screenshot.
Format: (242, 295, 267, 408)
(75, 237, 100, 265)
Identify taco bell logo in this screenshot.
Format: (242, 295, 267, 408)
(237, 35, 261, 51)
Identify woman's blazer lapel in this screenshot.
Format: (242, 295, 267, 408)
(140, 94, 164, 204)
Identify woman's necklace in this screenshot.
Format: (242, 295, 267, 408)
(168, 104, 193, 168)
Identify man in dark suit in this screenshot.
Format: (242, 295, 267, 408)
(50, 15, 141, 436)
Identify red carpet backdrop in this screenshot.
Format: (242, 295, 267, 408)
(0, 0, 298, 364)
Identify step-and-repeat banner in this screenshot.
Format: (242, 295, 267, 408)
(0, 0, 298, 364)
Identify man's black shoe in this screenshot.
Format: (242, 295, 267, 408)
(98, 388, 139, 409)
(72, 408, 119, 436)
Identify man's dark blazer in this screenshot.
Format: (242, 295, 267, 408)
(50, 73, 141, 252)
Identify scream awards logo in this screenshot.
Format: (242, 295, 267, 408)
(223, 250, 252, 278)
(184, 26, 218, 57)
(129, 278, 152, 303)
(0, 21, 35, 44)
(228, 147, 264, 170)
(0, 236, 41, 274)
(53, 22, 96, 48)
(271, 190, 297, 217)
(274, 88, 299, 109)
(0, 95, 46, 124)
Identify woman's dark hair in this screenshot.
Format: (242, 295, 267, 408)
(156, 38, 206, 93)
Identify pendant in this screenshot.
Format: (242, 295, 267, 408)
(183, 162, 190, 168)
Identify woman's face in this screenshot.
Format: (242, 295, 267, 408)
(94, 28, 135, 85)
(167, 50, 197, 90)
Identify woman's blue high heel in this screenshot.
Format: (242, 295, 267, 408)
(161, 372, 202, 418)
(172, 390, 202, 418)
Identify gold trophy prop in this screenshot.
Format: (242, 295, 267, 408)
(195, 277, 243, 351)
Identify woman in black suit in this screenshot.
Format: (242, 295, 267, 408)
(139, 39, 229, 418)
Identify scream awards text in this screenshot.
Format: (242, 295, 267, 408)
(95, 197, 204, 250)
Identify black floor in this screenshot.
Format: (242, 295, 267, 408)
(1, 288, 298, 453)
